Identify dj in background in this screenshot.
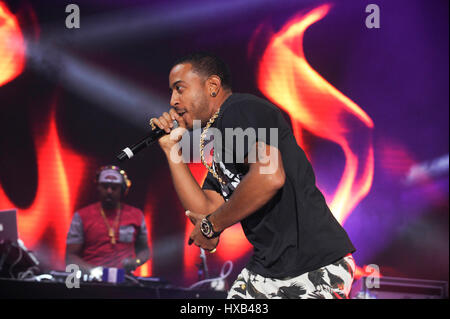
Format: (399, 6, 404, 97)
(65, 165, 150, 274)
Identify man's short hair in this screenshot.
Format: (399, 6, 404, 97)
(172, 52, 232, 90)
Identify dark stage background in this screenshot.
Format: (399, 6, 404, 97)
(0, 0, 448, 289)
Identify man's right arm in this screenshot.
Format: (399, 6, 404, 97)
(166, 157, 224, 214)
(152, 109, 224, 215)
(65, 244, 94, 273)
(65, 212, 94, 273)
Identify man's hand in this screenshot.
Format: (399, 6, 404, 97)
(186, 210, 219, 252)
(122, 257, 139, 273)
(150, 108, 187, 155)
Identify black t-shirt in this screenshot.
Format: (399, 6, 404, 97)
(202, 93, 355, 278)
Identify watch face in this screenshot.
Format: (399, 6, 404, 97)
(201, 218, 212, 238)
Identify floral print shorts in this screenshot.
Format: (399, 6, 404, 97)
(227, 254, 355, 299)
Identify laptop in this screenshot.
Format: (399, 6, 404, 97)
(0, 209, 40, 277)
(0, 209, 18, 243)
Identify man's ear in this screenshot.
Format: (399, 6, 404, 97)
(207, 75, 222, 95)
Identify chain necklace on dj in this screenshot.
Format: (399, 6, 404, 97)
(100, 204, 121, 245)
(199, 110, 226, 185)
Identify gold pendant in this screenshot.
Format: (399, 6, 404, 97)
(109, 228, 116, 244)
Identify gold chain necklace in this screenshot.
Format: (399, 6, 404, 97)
(199, 110, 225, 185)
(100, 203, 121, 245)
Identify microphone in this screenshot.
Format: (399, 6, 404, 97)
(116, 120, 178, 161)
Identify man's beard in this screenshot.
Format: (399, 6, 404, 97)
(196, 95, 212, 127)
(102, 197, 118, 210)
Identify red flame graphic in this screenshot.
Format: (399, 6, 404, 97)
(139, 196, 154, 277)
(257, 4, 374, 224)
(0, 1, 25, 87)
(0, 108, 85, 269)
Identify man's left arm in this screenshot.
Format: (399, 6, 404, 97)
(211, 142, 285, 230)
(187, 141, 285, 250)
(123, 218, 150, 272)
(134, 218, 150, 264)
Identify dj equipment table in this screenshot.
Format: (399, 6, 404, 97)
(0, 278, 227, 299)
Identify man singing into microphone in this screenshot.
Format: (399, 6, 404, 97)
(151, 52, 356, 299)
